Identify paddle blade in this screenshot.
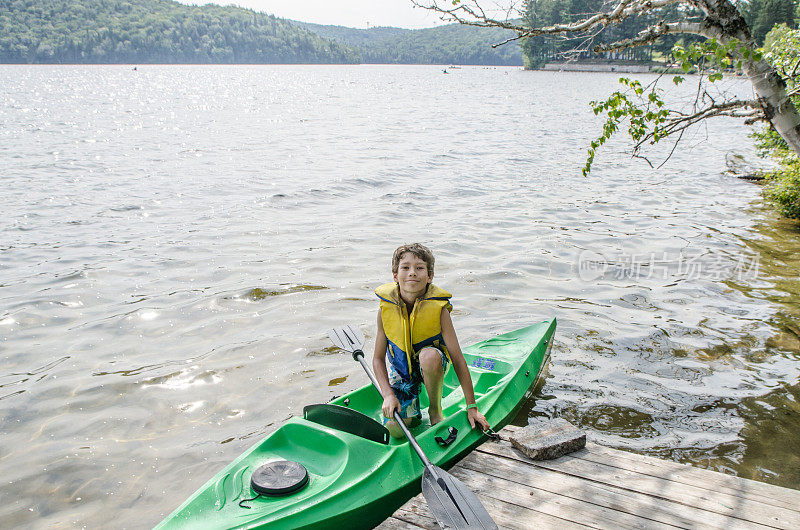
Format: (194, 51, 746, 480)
(422, 466, 497, 529)
(327, 325, 366, 353)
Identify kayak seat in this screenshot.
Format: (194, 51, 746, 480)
(303, 404, 390, 445)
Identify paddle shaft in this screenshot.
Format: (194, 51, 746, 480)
(352, 350, 435, 470)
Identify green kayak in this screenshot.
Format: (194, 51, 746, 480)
(155, 319, 555, 529)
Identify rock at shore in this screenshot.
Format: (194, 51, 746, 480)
(510, 418, 586, 460)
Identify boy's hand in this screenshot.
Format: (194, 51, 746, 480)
(467, 408, 490, 432)
(382, 395, 401, 420)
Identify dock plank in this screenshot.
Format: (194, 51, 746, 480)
(478, 439, 799, 529)
(449, 464, 679, 529)
(505, 426, 799, 511)
(378, 484, 591, 530)
(382, 426, 800, 529)
(390, 504, 438, 529)
(377, 517, 429, 530)
(580, 443, 800, 511)
(458, 450, 756, 529)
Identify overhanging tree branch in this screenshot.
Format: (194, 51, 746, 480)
(410, 0, 529, 32)
(657, 99, 764, 138)
(413, 0, 800, 168)
(594, 22, 706, 52)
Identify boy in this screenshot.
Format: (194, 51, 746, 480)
(373, 243, 490, 438)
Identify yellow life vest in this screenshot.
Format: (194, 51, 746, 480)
(375, 282, 453, 382)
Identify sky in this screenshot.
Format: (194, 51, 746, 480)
(178, 1, 448, 29)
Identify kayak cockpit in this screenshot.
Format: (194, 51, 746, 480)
(421, 355, 514, 417)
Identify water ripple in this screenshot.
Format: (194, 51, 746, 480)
(1, 65, 799, 528)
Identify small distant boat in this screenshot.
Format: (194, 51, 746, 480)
(155, 320, 556, 529)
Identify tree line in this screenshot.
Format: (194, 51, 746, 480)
(0, 0, 523, 65)
(295, 22, 524, 66)
(519, 0, 797, 67)
(0, 0, 359, 64)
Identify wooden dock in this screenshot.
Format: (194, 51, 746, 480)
(378, 426, 800, 529)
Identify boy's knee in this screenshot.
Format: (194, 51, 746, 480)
(419, 348, 443, 373)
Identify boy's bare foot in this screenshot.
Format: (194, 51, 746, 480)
(429, 409, 443, 425)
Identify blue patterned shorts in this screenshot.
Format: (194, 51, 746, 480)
(383, 347, 449, 425)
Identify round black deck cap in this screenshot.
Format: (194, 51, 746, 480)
(250, 460, 309, 496)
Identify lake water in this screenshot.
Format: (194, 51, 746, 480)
(1, 64, 799, 528)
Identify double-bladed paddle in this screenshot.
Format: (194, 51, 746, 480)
(328, 325, 498, 530)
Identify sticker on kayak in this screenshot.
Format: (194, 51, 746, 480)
(470, 357, 496, 371)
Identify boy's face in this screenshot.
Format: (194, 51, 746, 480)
(393, 252, 431, 297)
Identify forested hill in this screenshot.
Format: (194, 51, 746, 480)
(0, 0, 359, 64)
(295, 22, 523, 66)
(0, 0, 522, 65)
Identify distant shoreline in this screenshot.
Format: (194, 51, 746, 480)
(537, 62, 651, 73)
